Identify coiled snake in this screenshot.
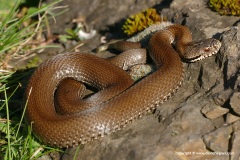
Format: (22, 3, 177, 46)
(25, 24, 221, 148)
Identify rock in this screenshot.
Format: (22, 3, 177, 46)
(233, 120, 240, 131)
(235, 76, 240, 91)
(216, 26, 239, 89)
(163, 0, 238, 40)
(153, 146, 182, 160)
(46, 0, 165, 34)
(213, 89, 233, 106)
(128, 64, 153, 81)
(155, 137, 218, 160)
(230, 130, 240, 160)
(226, 113, 240, 124)
(230, 92, 240, 115)
(159, 104, 215, 141)
(203, 125, 233, 152)
(175, 137, 216, 160)
(230, 121, 240, 160)
(211, 116, 226, 128)
(201, 102, 229, 119)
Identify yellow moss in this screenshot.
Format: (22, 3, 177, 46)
(209, 0, 240, 16)
(122, 8, 167, 35)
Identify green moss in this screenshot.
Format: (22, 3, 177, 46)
(209, 0, 240, 16)
(25, 56, 42, 68)
(122, 8, 167, 36)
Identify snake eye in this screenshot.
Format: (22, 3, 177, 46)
(204, 47, 210, 52)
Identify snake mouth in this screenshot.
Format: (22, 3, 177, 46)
(190, 52, 216, 62)
(182, 50, 219, 63)
(183, 55, 202, 62)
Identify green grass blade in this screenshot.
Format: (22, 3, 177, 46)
(4, 85, 11, 160)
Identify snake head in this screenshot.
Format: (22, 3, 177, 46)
(183, 38, 222, 62)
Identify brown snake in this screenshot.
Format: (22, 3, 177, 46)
(25, 25, 221, 148)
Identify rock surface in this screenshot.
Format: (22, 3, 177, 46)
(201, 101, 229, 119)
(40, 0, 240, 160)
(230, 92, 240, 115)
(203, 125, 232, 152)
(226, 113, 240, 124)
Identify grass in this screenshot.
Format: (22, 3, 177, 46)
(0, 0, 66, 66)
(0, 0, 16, 17)
(0, 0, 67, 159)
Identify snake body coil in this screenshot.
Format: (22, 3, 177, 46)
(25, 25, 221, 148)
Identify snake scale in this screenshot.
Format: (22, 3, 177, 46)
(25, 24, 221, 148)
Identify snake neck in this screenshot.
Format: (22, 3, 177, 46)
(148, 25, 191, 69)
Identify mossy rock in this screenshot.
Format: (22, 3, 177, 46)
(209, 0, 240, 16)
(122, 8, 167, 36)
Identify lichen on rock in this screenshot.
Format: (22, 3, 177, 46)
(209, 0, 240, 16)
(122, 8, 167, 36)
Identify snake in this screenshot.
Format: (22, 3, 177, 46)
(25, 24, 221, 148)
